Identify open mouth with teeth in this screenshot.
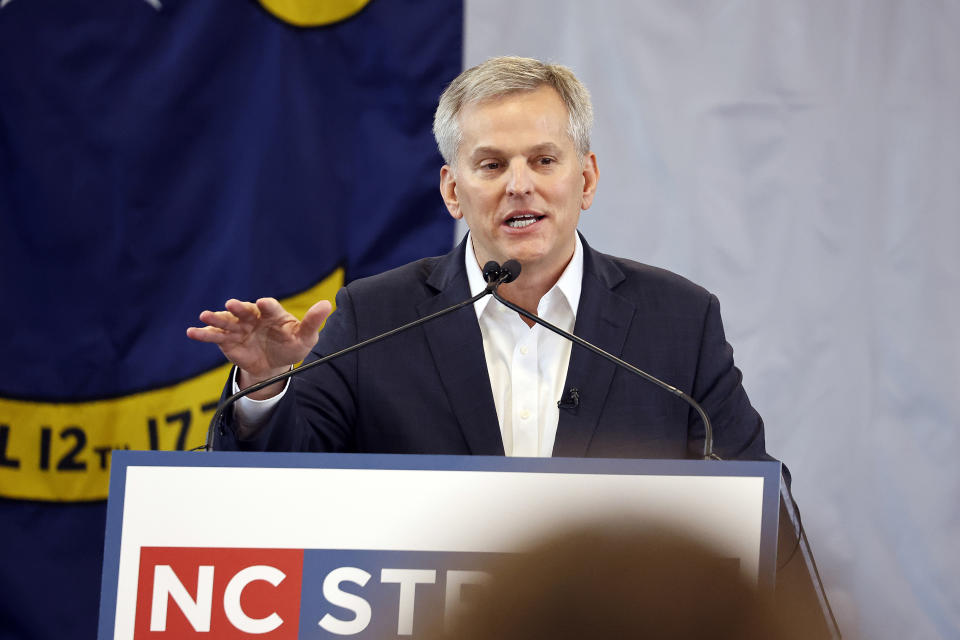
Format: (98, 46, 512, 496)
(505, 213, 544, 229)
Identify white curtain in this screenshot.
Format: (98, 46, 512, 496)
(465, 2, 960, 638)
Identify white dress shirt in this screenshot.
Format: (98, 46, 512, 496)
(234, 235, 584, 455)
(465, 236, 582, 457)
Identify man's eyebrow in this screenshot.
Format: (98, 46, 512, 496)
(528, 142, 564, 156)
(467, 143, 564, 161)
(468, 146, 504, 161)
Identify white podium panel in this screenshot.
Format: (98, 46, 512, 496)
(98, 451, 780, 639)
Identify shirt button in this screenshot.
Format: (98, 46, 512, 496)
(520, 410, 530, 420)
(520, 345, 529, 355)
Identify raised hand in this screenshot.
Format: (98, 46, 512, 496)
(186, 297, 333, 395)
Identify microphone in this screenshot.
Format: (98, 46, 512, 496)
(482, 260, 502, 283)
(499, 259, 522, 283)
(490, 260, 719, 461)
(201, 261, 515, 450)
(557, 388, 580, 410)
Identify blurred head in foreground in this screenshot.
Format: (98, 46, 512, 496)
(427, 524, 794, 640)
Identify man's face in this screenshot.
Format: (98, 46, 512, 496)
(440, 86, 598, 283)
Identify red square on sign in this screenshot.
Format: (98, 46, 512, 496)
(133, 547, 303, 639)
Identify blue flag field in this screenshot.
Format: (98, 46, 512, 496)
(0, 1, 460, 637)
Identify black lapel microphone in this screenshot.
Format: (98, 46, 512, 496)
(557, 388, 580, 410)
(201, 261, 515, 450)
(492, 259, 719, 461)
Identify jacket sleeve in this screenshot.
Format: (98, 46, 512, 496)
(687, 293, 770, 461)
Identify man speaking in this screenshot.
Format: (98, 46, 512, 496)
(187, 56, 769, 462)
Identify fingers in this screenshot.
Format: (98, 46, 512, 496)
(225, 298, 262, 322)
(199, 299, 261, 331)
(298, 300, 334, 337)
(186, 299, 260, 343)
(196, 309, 240, 331)
(254, 297, 289, 320)
(186, 325, 228, 343)
(186, 311, 242, 344)
(186, 297, 332, 349)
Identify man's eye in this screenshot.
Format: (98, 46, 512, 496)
(481, 162, 500, 170)
(538, 157, 556, 165)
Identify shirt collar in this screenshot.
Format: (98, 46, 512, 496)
(465, 233, 584, 319)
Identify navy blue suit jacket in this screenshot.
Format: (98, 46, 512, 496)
(216, 236, 768, 460)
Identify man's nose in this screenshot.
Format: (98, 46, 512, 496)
(506, 161, 532, 196)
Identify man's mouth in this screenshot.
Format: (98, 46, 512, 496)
(504, 213, 544, 229)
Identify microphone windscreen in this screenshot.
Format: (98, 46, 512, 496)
(482, 261, 502, 283)
(501, 260, 522, 283)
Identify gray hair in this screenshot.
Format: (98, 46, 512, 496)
(433, 56, 594, 166)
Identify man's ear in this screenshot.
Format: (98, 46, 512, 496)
(580, 152, 599, 211)
(439, 165, 462, 220)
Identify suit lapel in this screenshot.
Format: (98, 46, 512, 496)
(553, 240, 635, 457)
(418, 241, 505, 455)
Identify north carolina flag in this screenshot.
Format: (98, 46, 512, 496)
(0, 1, 460, 637)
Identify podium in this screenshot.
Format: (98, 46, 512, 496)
(97, 450, 780, 639)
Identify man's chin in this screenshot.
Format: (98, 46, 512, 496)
(500, 251, 557, 279)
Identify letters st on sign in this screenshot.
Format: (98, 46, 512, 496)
(134, 547, 496, 639)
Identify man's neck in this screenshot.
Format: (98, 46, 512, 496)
(465, 233, 579, 327)
(492, 252, 575, 327)
(495, 266, 563, 322)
